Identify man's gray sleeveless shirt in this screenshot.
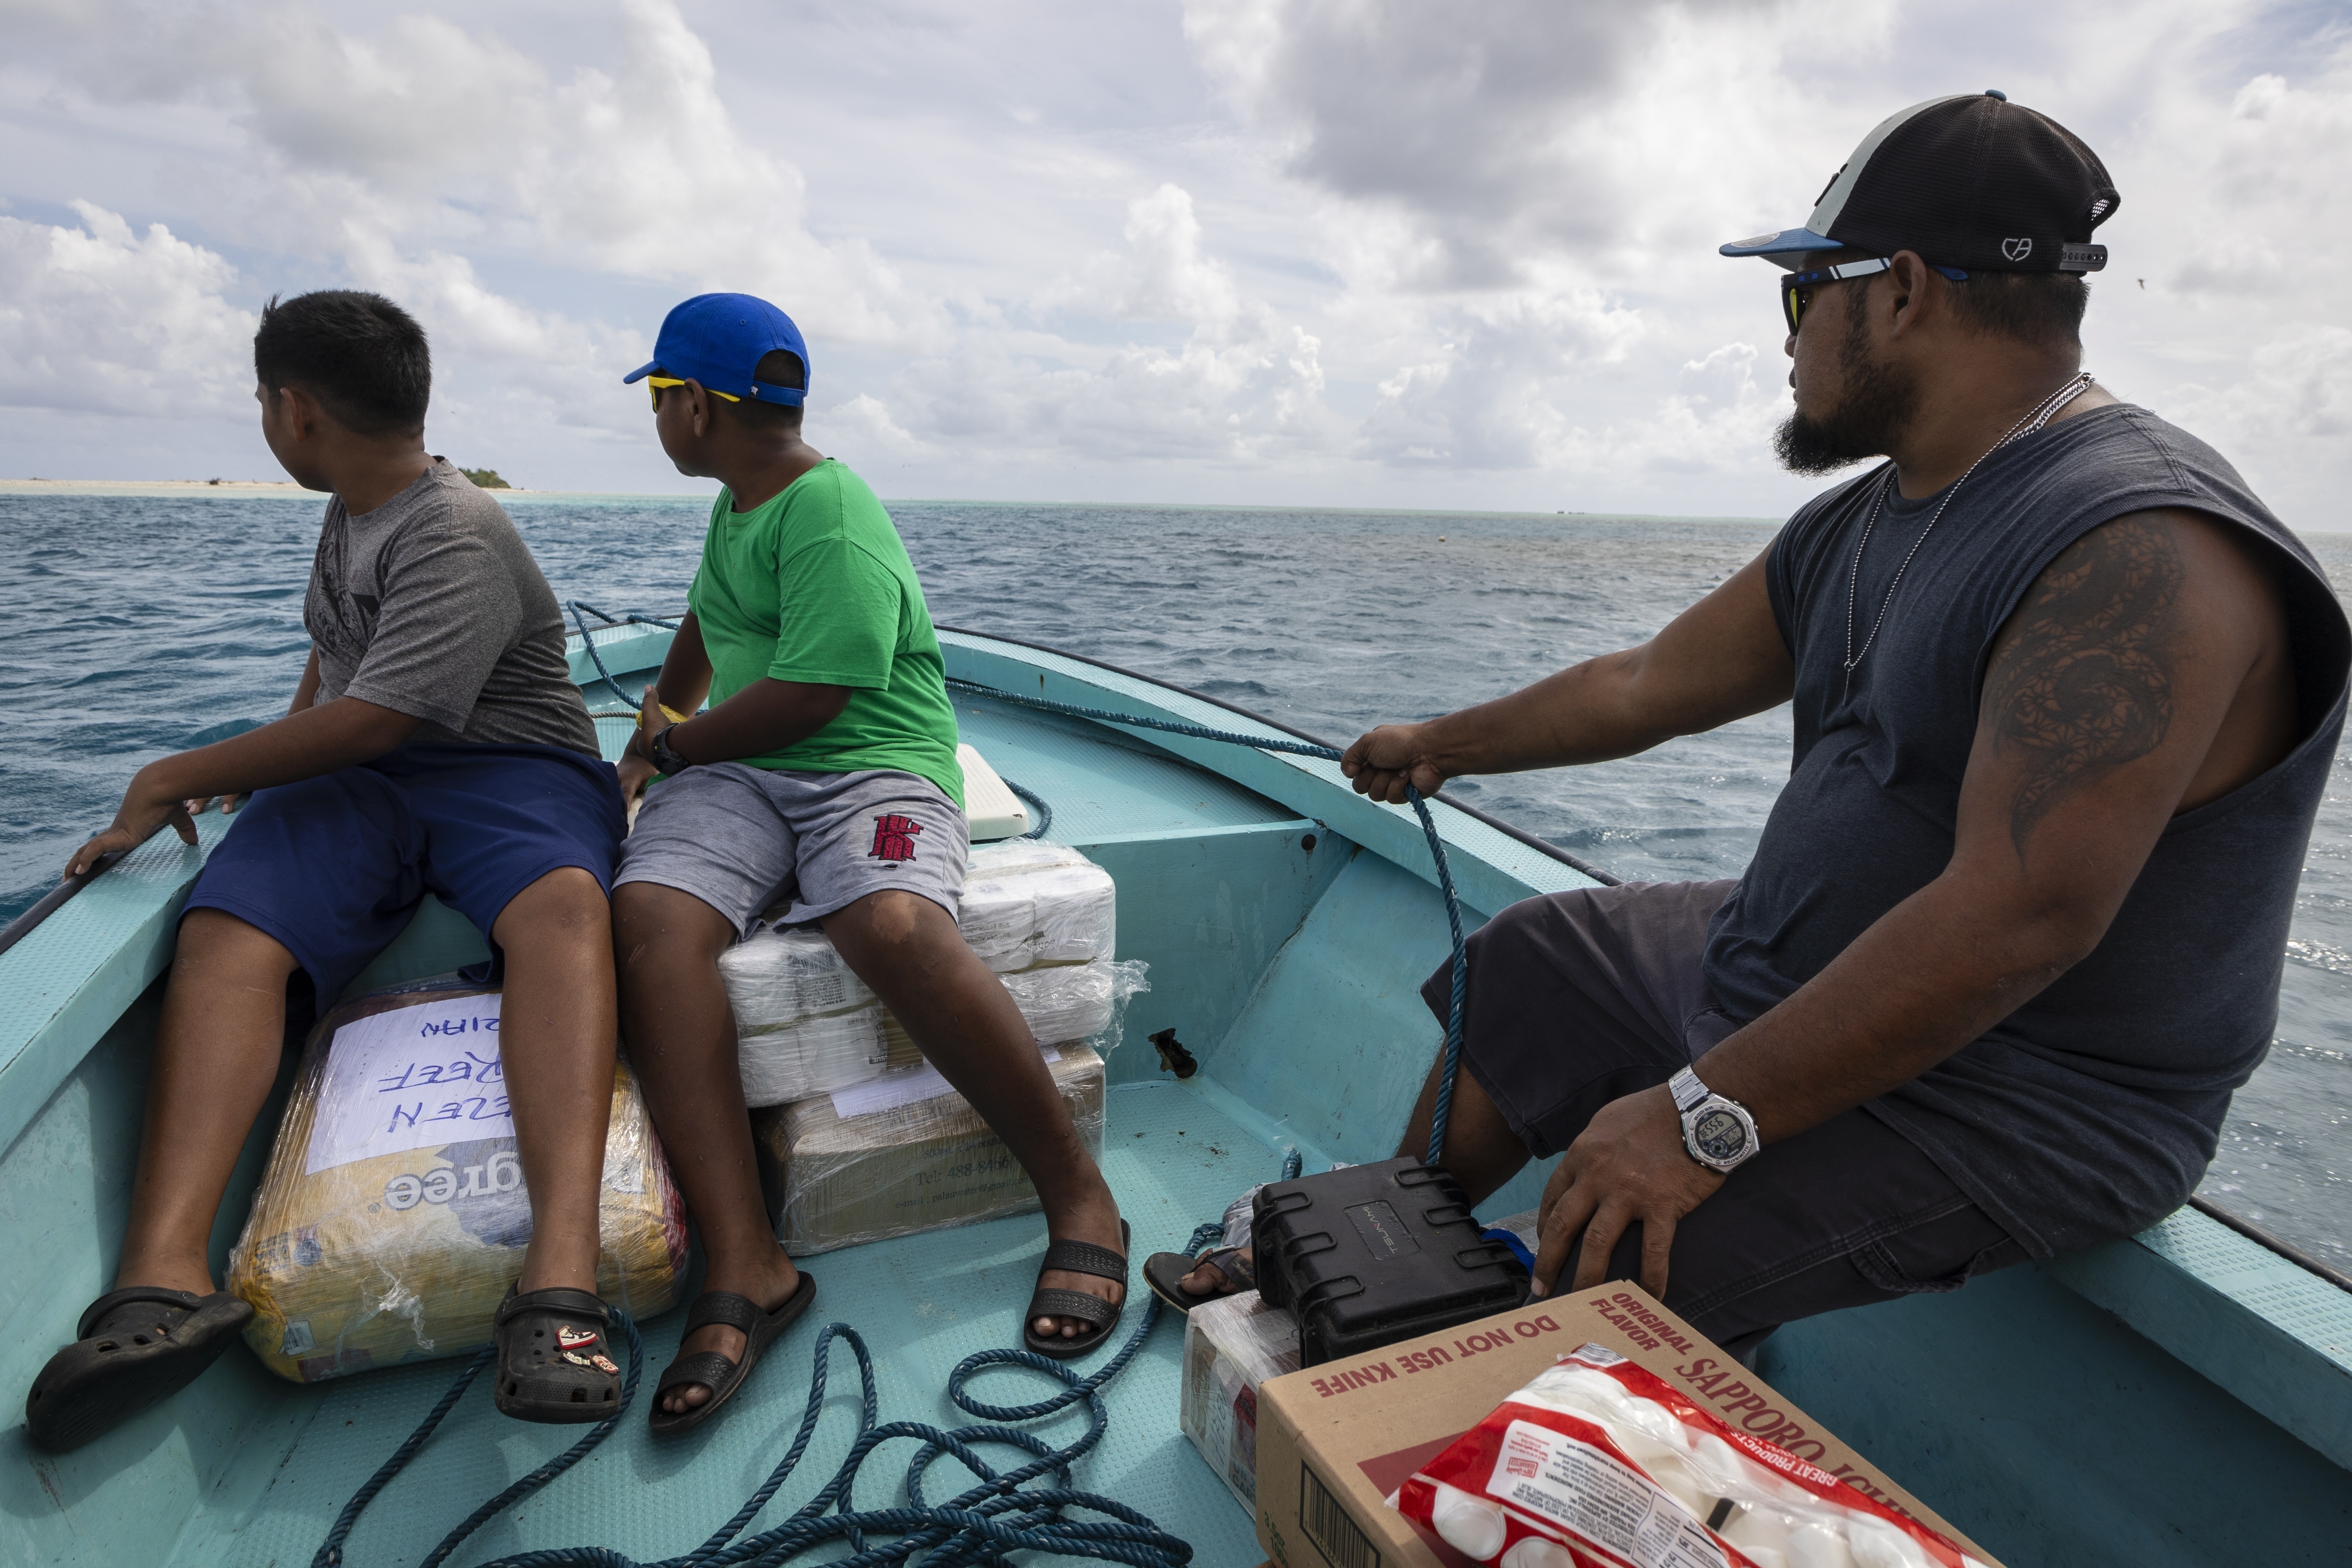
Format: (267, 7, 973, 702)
(1702, 405, 2349, 1257)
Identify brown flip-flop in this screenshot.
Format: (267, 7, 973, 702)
(648, 1274, 817, 1436)
(1142, 1245, 1255, 1315)
(1022, 1220, 1129, 1360)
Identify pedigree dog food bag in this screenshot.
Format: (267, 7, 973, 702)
(229, 980, 686, 1383)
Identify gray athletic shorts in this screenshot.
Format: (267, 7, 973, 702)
(615, 764, 968, 935)
(1427, 879, 2028, 1358)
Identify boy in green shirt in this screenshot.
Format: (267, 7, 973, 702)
(611, 295, 1129, 1434)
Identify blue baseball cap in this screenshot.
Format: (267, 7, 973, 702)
(621, 293, 809, 406)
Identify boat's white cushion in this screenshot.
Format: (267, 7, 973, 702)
(959, 743, 1029, 841)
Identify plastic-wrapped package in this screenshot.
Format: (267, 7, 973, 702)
(721, 839, 1121, 1106)
(228, 980, 687, 1384)
(738, 959, 1142, 1106)
(754, 1044, 1105, 1255)
(1393, 1344, 1986, 1568)
(721, 925, 876, 1032)
(1181, 1289, 1302, 1514)
(957, 839, 1117, 970)
(874, 960, 1132, 1067)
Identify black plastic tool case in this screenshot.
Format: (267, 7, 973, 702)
(1254, 1156, 1528, 1366)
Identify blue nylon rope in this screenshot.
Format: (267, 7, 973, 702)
(568, 601, 637, 708)
(313, 1311, 644, 1568)
(316, 1227, 1227, 1568)
(945, 677, 1469, 1167)
(1002, 778, 1054, 840)
(572, 600, 684, 632)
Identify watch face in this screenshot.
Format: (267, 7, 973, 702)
(1691, 1106, 1750, 1164)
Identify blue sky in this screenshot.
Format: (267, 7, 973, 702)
(2, 0, 2346, 519)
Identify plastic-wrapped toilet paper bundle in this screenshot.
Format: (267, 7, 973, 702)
(229, 980, 687, 1383)
(721, 839, 1120, 1106)
(1180, 1289, 1302, 1513)
(752, 1044, 1106, 1254)
(956, 839, 1116, 970)
(873, 961, 1126, 1067)
(1392, 1345, 1987, 1568)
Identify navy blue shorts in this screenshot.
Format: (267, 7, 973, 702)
(184, 742, 626, 1006)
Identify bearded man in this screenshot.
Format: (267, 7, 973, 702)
(1150, 92, 2349, 1358)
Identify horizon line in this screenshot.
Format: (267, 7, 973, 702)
(0, 478, 1783, 526)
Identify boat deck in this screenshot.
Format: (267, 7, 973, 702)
(8, 621, 2351, 1568)
(168, 1083, 1274, 1568)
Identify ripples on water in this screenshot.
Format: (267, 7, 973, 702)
(1, 492, 2343, 1265)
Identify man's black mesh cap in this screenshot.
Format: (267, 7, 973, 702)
(1721, 91, 2119, 273)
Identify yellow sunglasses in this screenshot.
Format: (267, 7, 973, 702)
(644, 375, 741, 410)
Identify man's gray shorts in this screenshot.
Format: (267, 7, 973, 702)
(615, 764, 968, 934)
(1425, 879, 2029, 1358)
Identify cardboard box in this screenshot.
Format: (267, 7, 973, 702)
(753, 1043, 1105, 1255)
(1254, 1287, 1998, 1568)
(1181, 1289, 1303, 1514)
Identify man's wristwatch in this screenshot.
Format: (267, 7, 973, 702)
(647, 723, 695, 776)
(1668, 1067, 1760, 1173)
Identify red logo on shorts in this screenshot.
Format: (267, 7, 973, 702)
(868, 814, 924, 862)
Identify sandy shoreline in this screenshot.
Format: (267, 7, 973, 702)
(0, 478, 333, 496)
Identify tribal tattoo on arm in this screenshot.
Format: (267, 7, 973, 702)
(1981, 516, 2187, 855)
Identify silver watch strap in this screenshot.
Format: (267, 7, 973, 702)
(1668, 1066, 1710, 1115)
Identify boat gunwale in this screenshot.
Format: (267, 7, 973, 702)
(933, 621, 1623, 887)
(4, 623, 2347, 1484)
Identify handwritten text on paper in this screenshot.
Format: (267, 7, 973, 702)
(305, 994, 515, 1174)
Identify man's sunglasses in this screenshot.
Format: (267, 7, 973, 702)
(1781, 257, 1970, 336)
(644, 375, 741, 411)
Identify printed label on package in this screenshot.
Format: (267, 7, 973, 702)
(1485, 1418, 1729, 1568)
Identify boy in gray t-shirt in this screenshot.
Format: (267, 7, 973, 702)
(26, 292, 628, 1453)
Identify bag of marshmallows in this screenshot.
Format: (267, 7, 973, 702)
(1393, 1344, 1989, 1568)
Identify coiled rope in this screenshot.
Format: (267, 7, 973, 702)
(943, 677, 1469, 1168)
(317, 1225, 1224, 1568)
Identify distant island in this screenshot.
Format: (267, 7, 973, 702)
(460, 468, 514, 489)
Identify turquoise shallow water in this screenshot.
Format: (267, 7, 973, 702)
(1, 491, 2343, 1268)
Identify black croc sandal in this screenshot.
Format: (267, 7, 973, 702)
(24, 1287, 253, 1453)
(1142, 1245, 1255, 1316)
(649, 1274, 818, 1437)
(493, 1286, 622, 1424)
(1022, 1220, 1130, 1361)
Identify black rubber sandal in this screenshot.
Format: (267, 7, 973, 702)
(492, 1286, 623, 1424)
(24, 1287, 254, 1453)
(1142, 1245, 1255, 1316)
(1022, 1220, 1130, 1361)
(648, 1274, 818, 1437)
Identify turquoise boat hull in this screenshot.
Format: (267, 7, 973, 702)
(1, 623, 2346, 1565)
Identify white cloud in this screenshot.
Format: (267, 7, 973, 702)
(881, 183, 1339, 466)
(0, 0, 2347, 510)
(0, 201, 254, 418)
(1049, 184, 1244, 324)
(23, 0, 928, 345)
(1354, 288, 1645, 469)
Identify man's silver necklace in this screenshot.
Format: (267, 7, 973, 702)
(1842, 370, 2096, 679)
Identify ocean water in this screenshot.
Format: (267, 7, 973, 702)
(2, 491, 2344, 1267)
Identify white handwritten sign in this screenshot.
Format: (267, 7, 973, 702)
(305, 993, 514, 1174)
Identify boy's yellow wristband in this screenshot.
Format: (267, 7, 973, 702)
(641, 700, 692, 729)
